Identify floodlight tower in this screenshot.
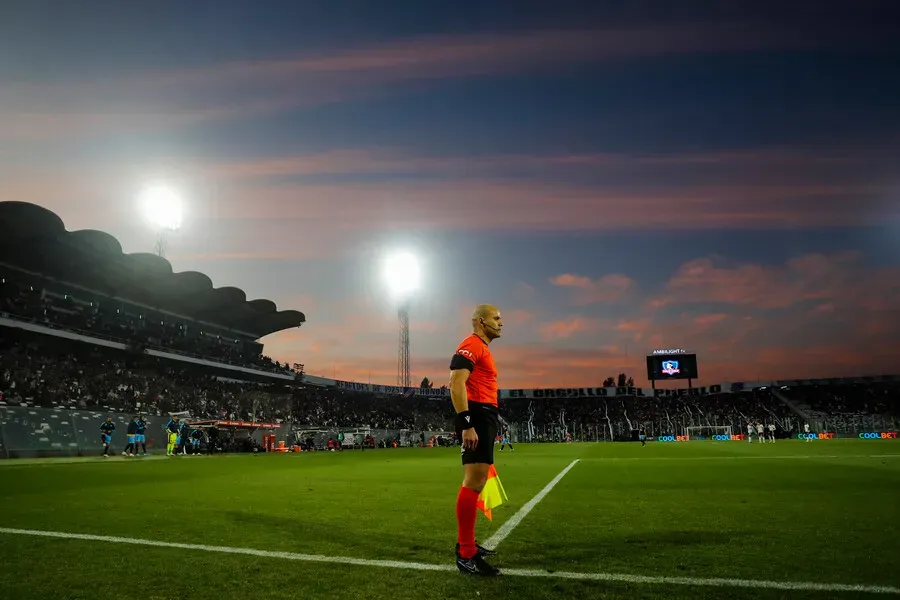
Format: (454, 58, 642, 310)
(138, 185, 183, 258)
(384, 252, 420, 388)
(397, 302, 411, 388)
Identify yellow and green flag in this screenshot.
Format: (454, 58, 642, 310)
(476, 465, 509, 520)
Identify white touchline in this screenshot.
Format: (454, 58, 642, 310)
(578, 455, 900, 462)
(482, 458, 580, 551)
(0, 527, 897, 595)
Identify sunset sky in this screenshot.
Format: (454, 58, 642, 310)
(2, 1, 898, 389)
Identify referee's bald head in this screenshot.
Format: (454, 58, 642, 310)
(471, 304, 496, 321)
(472, 304, 503, 341)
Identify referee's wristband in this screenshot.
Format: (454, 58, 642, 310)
(455, 411, 474, 430)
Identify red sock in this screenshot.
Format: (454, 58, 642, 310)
(456, 486, 480, 559)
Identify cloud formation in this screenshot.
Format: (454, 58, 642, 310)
(2, 144, 895, 238)
(262, 250, 900, 388)
(551, 273, 637, 304)
(662, 251, 900, 312)
(538, 316, 601, 341)
(3, 19, 896, 142)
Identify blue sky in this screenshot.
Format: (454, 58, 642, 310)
(1, 0, 898, 387)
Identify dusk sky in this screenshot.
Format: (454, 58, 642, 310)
(2, 1, 899, 389)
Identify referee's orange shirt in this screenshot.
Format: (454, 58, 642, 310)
(453, 334, 498, 408)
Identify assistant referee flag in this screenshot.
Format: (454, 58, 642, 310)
(476, 465, 508, 520)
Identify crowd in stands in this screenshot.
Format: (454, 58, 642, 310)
(0, 328, 449, 432)
(500, 386, 799, 441)
(780, 383, 898, 433)
(0, 273, 296, 375)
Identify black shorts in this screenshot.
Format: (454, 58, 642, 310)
(457, 401, 500, 466)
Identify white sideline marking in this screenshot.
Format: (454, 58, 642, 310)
(579, 455, 900, 462)
(0, 527, 897, 595)
(482, 458, 580, 551)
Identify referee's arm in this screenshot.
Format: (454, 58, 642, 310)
(450, 359, 478, 450)
(449, 368, 470, 415)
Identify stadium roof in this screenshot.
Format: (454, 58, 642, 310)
(0, 202, 306, 338)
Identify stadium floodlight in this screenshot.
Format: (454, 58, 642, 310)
(138, 185, 183, 231)
(137, 184, 183, 258)
(382, 251, 421, 388)
(383, 251, 421, 300)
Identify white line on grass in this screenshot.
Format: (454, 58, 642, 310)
(578, 455, 900, 462)
(482, 458, 580, 551)
(0, 527, 897, 595)
(0, 455, 172, 467)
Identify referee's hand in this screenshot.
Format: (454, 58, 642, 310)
(462, 428, 479, 451)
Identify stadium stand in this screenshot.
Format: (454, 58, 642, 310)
(0, 201, 306, 375)
(1, 201, 898, 458)
(776, 382, 899, 435)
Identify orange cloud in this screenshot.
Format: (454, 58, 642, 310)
(551, 273, 637, 304)
(538, 316, 600, 341)
(615, 318, 652, 333)
(693, 313, 729, 327)
(663, 251, 900, 311)
(293, 344, 635, 389)
(550, 274, 593, 288)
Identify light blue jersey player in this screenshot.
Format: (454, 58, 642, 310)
(179, 421, 190, 455)
(498, 425, 514, 452)
(99, 416, 116, 457)
(190, 428, 203, 454)
(135, 415, 148, 455)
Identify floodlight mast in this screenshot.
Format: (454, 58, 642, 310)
(398, 302, 411, 388)
(384, 252, 420, 389)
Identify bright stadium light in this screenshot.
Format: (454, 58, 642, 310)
(383, 251, 421, 299)
(137, 184, 184, 258)
(382, 251, 421, 388)
(138, 185, 183, 232)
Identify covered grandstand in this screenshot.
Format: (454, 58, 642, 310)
(0, 201, 306, 338)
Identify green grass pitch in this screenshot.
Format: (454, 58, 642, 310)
(1, 439, 898, 600)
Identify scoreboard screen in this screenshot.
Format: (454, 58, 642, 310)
(646, 353, 699, 381)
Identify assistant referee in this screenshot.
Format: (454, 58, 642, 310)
(450, 304, 503, 576)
